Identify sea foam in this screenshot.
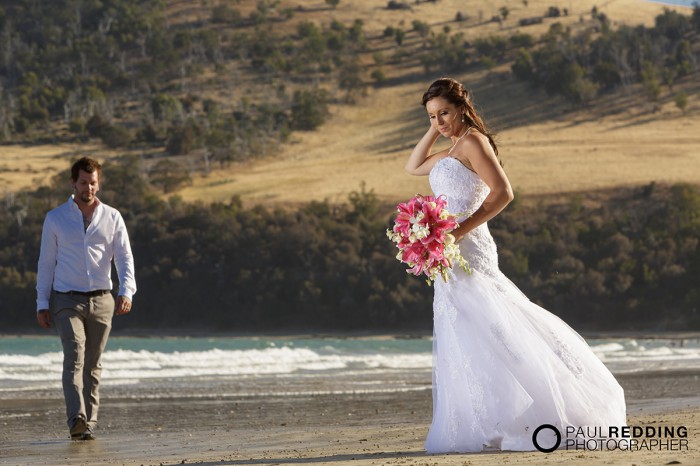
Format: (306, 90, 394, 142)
(1, 337, 699, 393)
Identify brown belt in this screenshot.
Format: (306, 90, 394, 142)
(55, 290, 111, 297)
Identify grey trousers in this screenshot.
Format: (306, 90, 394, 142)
(50, 291, 114, 431)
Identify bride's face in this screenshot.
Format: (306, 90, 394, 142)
(426, 97, 462, 138)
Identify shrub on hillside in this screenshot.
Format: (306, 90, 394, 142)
(100, 125, 132, 148)
(68, 119, 86, 134)
(211, 5, 241, 24)
(546, 6, 561, 18)
(674, 91, 689, 113)
(291, 89, 329, 131)
(387, 1, 410, 10)
(86, 114, 109, 138)
(371, 69, 386, 85)
(148, 159, 192, 193)
(510, 33, 534, 49)
(166, 120, 204, 155)
(511, 49, 535, 80)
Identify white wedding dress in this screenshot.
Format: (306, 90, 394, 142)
(425, 156, 626, 453)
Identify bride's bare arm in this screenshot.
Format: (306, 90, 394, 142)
(450, 134, 514, 241)
(405, 127, 447, 176)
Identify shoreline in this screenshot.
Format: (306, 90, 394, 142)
(3, 367, 698, 401)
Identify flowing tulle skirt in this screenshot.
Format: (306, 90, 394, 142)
(425, 266, 627, 453)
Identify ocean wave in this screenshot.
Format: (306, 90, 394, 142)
(2, 338, 699, 390)
(0, 346, 433, 383)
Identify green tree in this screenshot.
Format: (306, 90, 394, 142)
(338, 59, 364, 102)
(16, 72, 65, 124)
(370, 68, 386, 85)
(509, 33, 533, 48)
(641, 61, 661, 102)
(394, 28, 405, 46)
(662, 67, 677, 93)
(166, 120, 204, 155)
(211, 5, 241, 23)
(412, 20, 430, 38)
(592, 62, 621, 90)
(474, 36, 507, 59)
(149, 159, 192, 193)
(373, 51, 385, 66)
(511, 49, 534, 81)
(86, 114, 109, 138)
(558, 63, 599, 105)
(151, 94, 184, 122)
(499, 6, 510, 21)
(674, 40, 693, 77)
(674, 91, 689, 113)
(654, 8, 691, 41)
(100, 125, 132, 148)
(290, 89, 329, 131)
(693, 5, 700, 32)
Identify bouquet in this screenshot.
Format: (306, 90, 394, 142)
(386, 194, 469, 284)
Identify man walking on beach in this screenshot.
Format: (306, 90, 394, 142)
(36, 157, 136, 441)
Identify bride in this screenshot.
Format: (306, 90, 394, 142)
(405, 77, 627, 453)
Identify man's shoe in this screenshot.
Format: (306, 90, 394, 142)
(81, 425, 96, 441)
(69, 418, 87, 440)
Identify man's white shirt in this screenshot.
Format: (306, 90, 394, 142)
(36, 196, 136, 310)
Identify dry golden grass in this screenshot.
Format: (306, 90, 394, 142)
(0, 145, 65, 192)
(176, 76, 700, 206)
(0, 144, 129, 193)
(2, 0, 697, 205)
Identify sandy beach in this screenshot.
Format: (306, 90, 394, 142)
(2, 370, 699, 466)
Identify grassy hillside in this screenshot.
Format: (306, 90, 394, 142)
(175, 73, 700, 206)
(1, 0, 698, 205)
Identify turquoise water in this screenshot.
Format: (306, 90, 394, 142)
(0, 335, 431, 356)
(0, 335, 435, 400)
(644, 0, 697, 6)
(1, 335, 699, 401)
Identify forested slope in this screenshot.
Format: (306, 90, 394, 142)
(2, 158, 698, 332)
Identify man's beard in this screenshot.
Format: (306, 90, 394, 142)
(79, 192, 95, 203)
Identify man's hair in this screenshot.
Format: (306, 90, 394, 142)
(71, 157, 102, 182)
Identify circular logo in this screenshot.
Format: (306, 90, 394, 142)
(532, 424, 561, 453)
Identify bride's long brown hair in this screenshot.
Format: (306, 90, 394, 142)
(421, 77, 499, 157)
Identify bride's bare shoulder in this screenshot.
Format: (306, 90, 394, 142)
(451, 130, 489, 161)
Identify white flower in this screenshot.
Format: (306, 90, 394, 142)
(410, 212, 425, 224)
(411, 223, 430, 240)
(386, 229, 403, 244)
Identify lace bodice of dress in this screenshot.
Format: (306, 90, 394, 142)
(429, 157, 488, 219)
(429, 157, 499, 276)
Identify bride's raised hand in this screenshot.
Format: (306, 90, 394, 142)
(405, 126, 444, 176)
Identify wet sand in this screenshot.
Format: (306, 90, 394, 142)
(2, 371, 699, 465)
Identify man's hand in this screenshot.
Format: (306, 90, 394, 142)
(37, 310, 51, 328)
(115, 296, 132, 315)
